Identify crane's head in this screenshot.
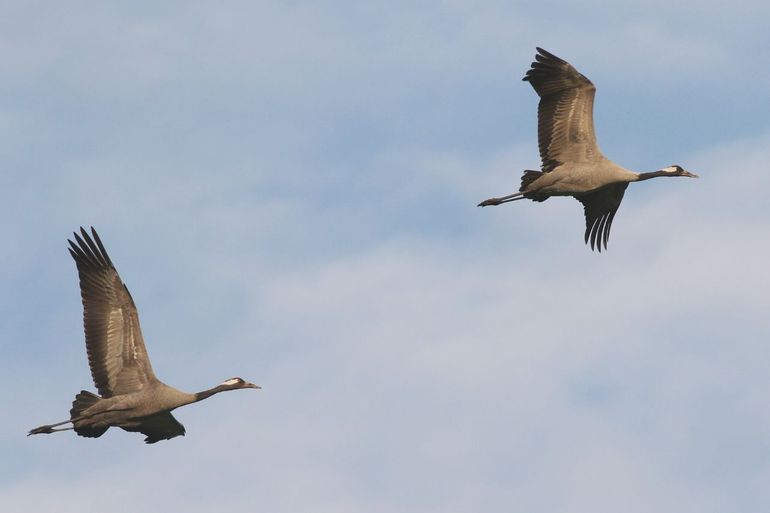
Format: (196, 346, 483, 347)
(660, 165, 699, 178)
(219, 377, 261, 390)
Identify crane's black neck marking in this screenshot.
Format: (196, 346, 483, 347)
(635, 170, 675, 181)
(193, 379, 258, 402)
(194, 385, 229, 402)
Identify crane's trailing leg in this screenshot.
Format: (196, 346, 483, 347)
(27, 420, 74, 436)
(28, 423, 74, 435)
(28, 412, 99, 436)
(28, 390, 108, 437)
(478, 191, 525, 207)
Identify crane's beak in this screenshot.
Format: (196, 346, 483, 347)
(683, 170, 699, 178)
(245, 382, 261, 389)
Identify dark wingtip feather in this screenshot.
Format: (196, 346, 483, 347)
(603, 211, 616, 250)
(89, 227, 114, 268)
(70, 231, 99, 268)
(591, 222, 600, 252)
(597, 215, 609, 252)
(68, 226, 115, 270)
(584, 216, 608, 253)
(535, 47, 561, 60)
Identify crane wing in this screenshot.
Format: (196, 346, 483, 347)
(523, 47, 604, 172)
(68, 227, 158, 397)
(121, 411, 186, 444)
(576, 183, 628, 252)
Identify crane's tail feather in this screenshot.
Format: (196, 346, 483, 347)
(70, 391, 108, 438)
(70, 390, 101, 417)
(520, 170, 543, 191)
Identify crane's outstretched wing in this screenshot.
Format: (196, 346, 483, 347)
(121, 411, 186, 444)
(576, 183, 628, 252)
(523, 47, 604, 172)
(68, 227, 158, 397)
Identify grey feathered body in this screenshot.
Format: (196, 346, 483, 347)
(528, 160, 638, 197)
(74, 383, 195, 428)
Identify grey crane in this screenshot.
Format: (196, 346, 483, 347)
(478, 47, 698, 251)
(28, 227, 260, 443)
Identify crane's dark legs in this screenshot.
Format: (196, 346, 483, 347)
(27, 409, 115, 436)
(28, 425, 74, 435)
(478, 192, 525, 207)
(28, 419, 74, 435)
(28, 403, 135, 436)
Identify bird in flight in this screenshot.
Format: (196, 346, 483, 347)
(478, 47, 698, 251)
(28, 227, 260, 443)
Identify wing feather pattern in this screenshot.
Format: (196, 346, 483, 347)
(68, 227, 157, 397)
(576, 183, 628, 252)
(523, 47, 604, 172)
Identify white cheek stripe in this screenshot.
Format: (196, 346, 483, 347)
(221, 378, 240, 386)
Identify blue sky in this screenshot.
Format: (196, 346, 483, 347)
(2, 1, 770, 511)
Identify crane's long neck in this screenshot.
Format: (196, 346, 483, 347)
(194, 385, 229, 402)
(635, 170, 673, 181)
(190, 379, 258, 403)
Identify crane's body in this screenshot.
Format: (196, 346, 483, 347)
(73, 383, 195, 428)
(479, 48, 697, 251)
(525, 160, 638, 198)
(28, 228, 259, 444)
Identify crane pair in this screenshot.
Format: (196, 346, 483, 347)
(29, 48, 697, 443)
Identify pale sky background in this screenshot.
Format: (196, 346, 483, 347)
(2, 1, 770, 512)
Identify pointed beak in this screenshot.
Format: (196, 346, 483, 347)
(245, 382, 261, 389)
(683, 170, 699, 178)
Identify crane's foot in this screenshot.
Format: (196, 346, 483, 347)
(478, 197, 502, 207)
(28, 425, 56, 435)
(28, 419, 73, 436)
